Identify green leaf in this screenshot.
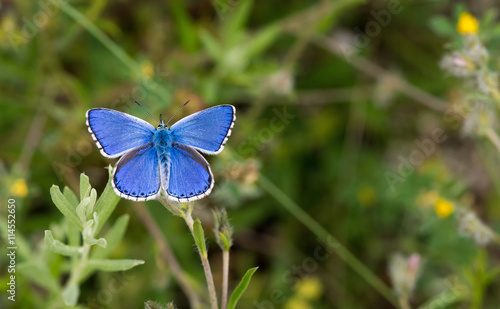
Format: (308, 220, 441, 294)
(94, 166, 121, 233)
(169, 0, 198, 52)
(227, 267, 258, 309)
(80, 173, 91, 201)
(82, 223, 107, 248)
(193, 218, 207, 257)
(86, 259, 145, 272)
(245, 23, 280, 60)
(199, 29, 222, 62)
(91, 214, 129, 260)
(77, 188, 97, 222)
(219, 231, 231, 251)
(17, 261, 60, 293)
(225, 0, 253, 43)
(50, 185, 83, 230)
(63, 186, 79, 207)
(62, 282, 80, 306)
(480, 9, 497, 29)
(418, 283, 468, 309)
(428, 16, 455, 37)
(44, 230, 81, 256)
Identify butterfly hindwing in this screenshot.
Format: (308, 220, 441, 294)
(163, 142, 213, 202)
(170, 105, 235, 155)
(86, 108, 155, 158)
(113, 143, 160, 201)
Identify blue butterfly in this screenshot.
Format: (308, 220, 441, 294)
(86, 104, 236, 202)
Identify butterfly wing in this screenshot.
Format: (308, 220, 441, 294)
(162, 142, 213, 202)
(113, 143, 160, 201)
(86, 108, 155, 158)
(170, 105, 235, 155)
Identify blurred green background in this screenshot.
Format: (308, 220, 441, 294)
(2, 0, 500, 308)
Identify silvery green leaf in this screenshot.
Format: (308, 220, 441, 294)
(44, 230, 81, 256)
(63, 186, 79, 207)
(80, 173, 91, 201)
(62, 282, 80, 306)
(94, 166, 121, 234)
(91, 214, 129, 260)
(193, 218, 207, 258)
(50, 185, 83, 230)
(86, 259, 145, 272)
(18, 261, 60, 293)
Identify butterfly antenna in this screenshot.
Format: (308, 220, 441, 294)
(165, 100, 190, 126)
(134, 100, 160, 124)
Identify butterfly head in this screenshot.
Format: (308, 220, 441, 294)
(158, 114, 166, 128)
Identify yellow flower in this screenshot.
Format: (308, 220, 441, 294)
(141, 60, 154, 78)
(295, 277, 322, 300)
(434, 197, 454, 218)
(357, 185, 376, 208)
(457, 12, 479, 35)
(10, 178, 28, 198)
(284, 297, 313, 309)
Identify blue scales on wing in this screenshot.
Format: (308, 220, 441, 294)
(86, 108, 155, 158)
(170, 105, 235, 155)
(162, 142, 213, 202)
(113, 143, 160, 201)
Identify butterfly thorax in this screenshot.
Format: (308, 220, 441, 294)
(153, 128, 174, 157)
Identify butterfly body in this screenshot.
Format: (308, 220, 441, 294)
(86, 105, 235, 202)
(153, 126, 174, 151)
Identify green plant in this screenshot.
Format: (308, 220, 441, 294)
(45, 168, 144, 306)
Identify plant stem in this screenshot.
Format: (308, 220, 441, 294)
(398, 296, 411, 309)
(184, 214, 218, 309)
(258, 175, 399, 307)
(58, 1, 140, 75)
(134, 205, 202, 309)
(484, 128, 500, 155)
(221, 250, 230, 309)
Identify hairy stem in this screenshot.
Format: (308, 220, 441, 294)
(484, 128, 500, 155)
(221, 250, 230, 309)
(259, 175, 399, 307)
(134, 205, 201, 309)
(184, 214, 218, 309)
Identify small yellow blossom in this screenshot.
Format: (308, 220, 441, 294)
(141, 60, 155, 78)
(295, 277, 322, 300)
(434, 197, 454, 218)
(10, 178, 28, 198)
(284, 297, 313, 309)
(357, 185, 376, 208)
(457, 12, 479, 35)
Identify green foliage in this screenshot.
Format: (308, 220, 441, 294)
(192, 218, 207, 258)
(227, 267, 258, 309)
(44, 172, 143, 306)
(3, 0, 500, 308)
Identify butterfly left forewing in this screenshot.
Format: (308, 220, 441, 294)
(86, 108, 156, 158)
